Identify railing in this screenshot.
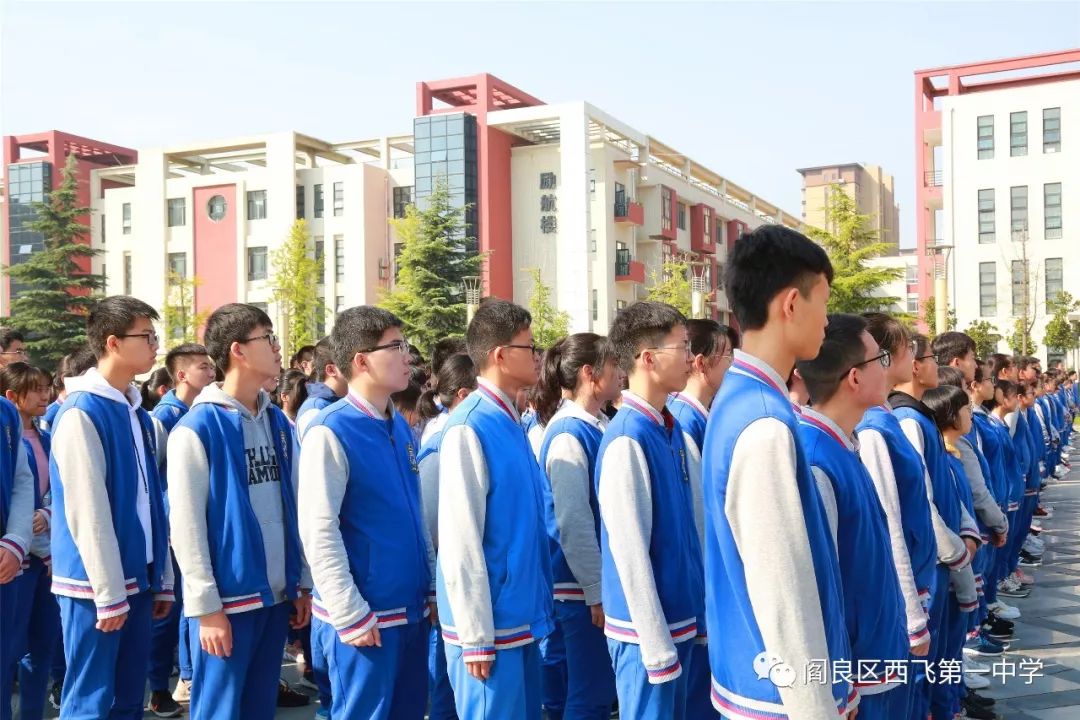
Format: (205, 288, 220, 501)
(616, 248, 631, 277)
(924, 170, 942, 187)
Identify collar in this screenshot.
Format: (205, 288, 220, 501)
(972, 404, 989, 416)
(621, 390, 674, 431)
(729, 350, 788, 397)
(670, 391, 708, 420)
(476, 378, 521, 423)
(346, 388, 393, 420)
(551, 398, 609, 431)
(799, 406, 856, 452)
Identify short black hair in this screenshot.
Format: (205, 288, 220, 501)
(310, 337, 336, 382)
(795, 314, 868, 405)
(431, 337, 467, 376)
(203, 303, 273, 372)
(725, 225, 833, 331)
(923, 384, 969, 431)
(465, 299, 532, 371)
(685, 319, 725, 359)
(86, 296, 160, 359)
(987, 353, 1014, 380)
(0, 327, 25, 351)
(931, 331, 976, 366)
(862, 312, 911, 356)
(1018, 356, 1041, 371)
(165, 343, 210, 383)
(912, 333, 932, 358)
(330, 306, 403, 380)
(937, 366, 965, 390)
(609, 301, 687, 373)
(290, 345, 316, 369)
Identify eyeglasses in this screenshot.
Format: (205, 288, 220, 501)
(360, 340, 411, 356)
(635, 344, 693, 360)
(0, 349, 28, 357)
(909, 339, 919, 355)
(849, 349, 892, 373)
(238, 333, 279, 348)
(916, 353, 939, 363)
(501, 343, 543, 357)
(118, 332, 159, 346)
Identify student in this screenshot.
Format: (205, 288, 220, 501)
(298, 306, 433, 720)
(141, 368, 174, 412)
(437, 299, 553, 719)
(49, 296, 174, 720)
(794, 314, 909, 719)
(295, 337, 348, 441)
(290, 345, 316, 376)
(986, 382, 1028, 599)
(420, 340, 468, 446)
(145, 344, 216, 712)
(702, 226, 855, 719)
(1017, 383, 1046, 565)
(1, 380, 40, 720)
(168, 304, 310, 720)
(889, 334, 978, 720)
(279, 370, 309, 424)
(41, 346, 97, 434)
(416, 352, 477, 720)
(596, 301, 702, 719)
(0, 328, 28, 368)
(668, 319, 735, 720)
(533, 333, 621, 720)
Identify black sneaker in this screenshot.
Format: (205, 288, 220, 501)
(987, 612, 1014, 631)
(48, 682, 62, 710)
(277, 680, 311, 708)
(962, 695, 996, 719)
(148, 690, 182, 718)
(1019, 550, 1043, 567)
(967, 690, 995, 707)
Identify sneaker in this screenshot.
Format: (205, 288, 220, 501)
(999, 582, 1031, 598)
(984, 622, 1014, 641)
(989, 600, 1021, 620)
(999, 576, 1019, 592)
(283, 642, 302, 663)
(296, 673, 319, 692)
(1030, 521, 1043, 534)
(1019, 552, 1042, 568)
(965, 639, 1005, 657)
(1012, 570, 1034, 586)
(172, 678, 192, 704)
(1035, 505, 1054, 518)
(148, 690, 182, 718)
(277, 680, 311, 708)
(1024, 536, 1045, 553)
(965, 658, 991, 674)
(48, 681, 62, 710)
(967, 689, 995, 707)
(964, 671, 991, 690)
(987, 614, 1014, 632)
(962, 696, 996, 719)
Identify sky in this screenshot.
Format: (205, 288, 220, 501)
(3, 1, 1079, 248)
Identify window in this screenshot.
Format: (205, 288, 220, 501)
(1010, 111, 1027, 156)
(677, 203, 687, 231)
(100, 214, 106, 245)
(393, 186, 412, 219)
(592, 289, 598, 321)
(168, 252, 187, 280)
(1046, 258, 1064, 310)
(978, 189, 995, 243)
(247, 190, 267, 220)
(614, 182, 626, 208)
(333, 182, 344, 216)
(123, 252, 132, 295)
(122, 203, 132, 234)
(207, 195, 226, 221)
(335, 296, 344, 313)
(661, 187, 673, 232)
(314, 237, 325, 283)
(167, 198, 186, 227)
(979, 262, 996, 317)
(1010, 186, 1028, 239)
(1012, 260, 1028, 315)
(906, 295, 919, 314)
(977, 115, 994, 159)
(334, 235, 344, 282)
(296, 185, 305, 219)
(247, 246, 268, 281)
(314, 184, 324, 218)
(905, 265, 918, 284)
(1044, 182, 1062, 239)
(315, 297, 326, 337)
(1044, 108, 1061, 153)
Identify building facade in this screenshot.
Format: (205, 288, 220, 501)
(916, 50, 1080, 363)
(797, 162, 900, 249)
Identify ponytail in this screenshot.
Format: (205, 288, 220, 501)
(418, 352, 477, 420)
(535, 333, 616, 426)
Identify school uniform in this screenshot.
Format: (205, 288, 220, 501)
(669, 391, 718, 718)
(49, 370, 173, 720)
(799, 408, 909, 720)
(39, 398, 62, 433)
(1, 398, 35, 720)
(167, 384, 303, 720)
(299, 389, 433, 720)
(986, 414, 1023, 581)
(944, 446, 981, 717)
(596, 390, 703, 720)
(701, 351, 856, 719)
(954, 425, 1007, 622)
(540, 401, 616, 720)
(437, 378, 553, 719)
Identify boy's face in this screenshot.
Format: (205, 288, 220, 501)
(498, 327, 540, 389)
(914, 351, 939, 389)
(0, 338, 27, 368)
(114, 316, 159, 375)
(643, 325, 692, 395)
(954, 350, 976, 384)
(853, 331, 890, 408)
(235, 324, 281, 383)
(888, 338, 915, 386)
(791, 274, 830, 362)
(357, 327, 412, 395)
(179, 354, 217, 391)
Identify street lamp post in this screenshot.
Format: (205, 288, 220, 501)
(463, 276, 482, 325)
(927, 240, 953, 333)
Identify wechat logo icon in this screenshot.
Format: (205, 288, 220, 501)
(752, 651, 797, 688)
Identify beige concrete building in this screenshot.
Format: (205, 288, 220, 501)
(797, 163, 901, 251)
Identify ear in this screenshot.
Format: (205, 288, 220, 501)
(779, 287, 801, 320)
(3, 389, 17, 404)
(104, 335, 122, 356)
(351, 351, 368, 377)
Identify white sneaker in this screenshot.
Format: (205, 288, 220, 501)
(999, 577, 1019, 592)
(965, 658, 990, 674)
(965, 671, 991, 689)
(1024, 537, 1045, 554)
(1054, 467, 1068, 479)
(172, 679, 192, 704)
(1030, 521, 1043, 532)
(989, 600, 1021, 619)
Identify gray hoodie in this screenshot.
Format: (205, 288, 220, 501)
(168, 383, 290, 617)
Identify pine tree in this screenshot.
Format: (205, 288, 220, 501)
(1, 154, 104, 367)
(804, 185, 901, 314)
(163, 272, 211, 348)
(524, 267, 570, 349)
(964, 320, 1002, 358)
(646, 254, 692, 317)
(271, 219, 324, 356)
(379, 180, 484, 357)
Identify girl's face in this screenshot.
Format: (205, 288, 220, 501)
(592, 360, 623, 406)
(956, 404, 973, 434)
(1002, 391, 1019, 413)
(12, 381, 50, 418)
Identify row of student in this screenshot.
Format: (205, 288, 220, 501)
(0, 223, 1073, 720)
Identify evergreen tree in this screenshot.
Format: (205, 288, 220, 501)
(646, 254, 692, 317)
(1, 154, 104, 368)
(271, 219, 324, 356)
(804, 185, 901, 313)
(524, 267, 570, 349)
(379, 180, 484, 357)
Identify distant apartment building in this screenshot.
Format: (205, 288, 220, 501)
(797, 162, 900, 250)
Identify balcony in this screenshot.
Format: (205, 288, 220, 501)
(615, 248, 645, 284)
(614, 198, 645, 226)
(690, 204, 717, 254)
(924, 170, 942, 187)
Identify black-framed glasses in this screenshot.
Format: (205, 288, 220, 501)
(634, 344, 693, 360)
(0, 349, 28, 357)
(118, 332, 160, 346)
(360, 340, 411, 356)
(501, 343, 543, 357)
(850, 349, 892, 372)
(916, 353, 939, 363)
(238, 333, 279, 348)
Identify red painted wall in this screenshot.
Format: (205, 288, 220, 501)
(481, 125, 515, 299)
(193, 185, 237, 316)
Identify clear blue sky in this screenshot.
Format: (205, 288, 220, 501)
(3, 1, 1078, 247)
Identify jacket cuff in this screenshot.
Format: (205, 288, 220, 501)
(582, 581, 602, 607)
(0, 535, 27, 564)
(909, 624, 930, 649)
(645, 656, 683, 685)
(337, 610, 377, 644)
(461, 644, 496, 663)
(154, 590, 176, 602)
(96, 597, 131, 620)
